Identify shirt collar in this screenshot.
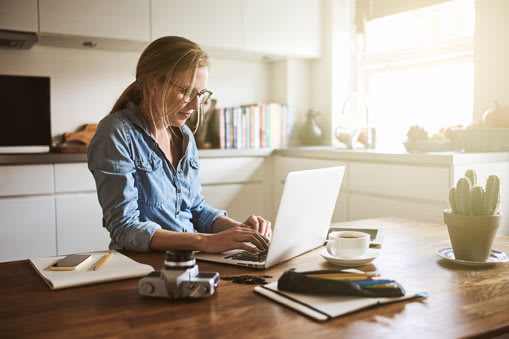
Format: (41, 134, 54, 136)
(124, 101, 192, 147)
(125, 101, 153, 138)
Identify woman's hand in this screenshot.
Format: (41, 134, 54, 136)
(241, 215, 272, 239)
(200, 226, 269, 253)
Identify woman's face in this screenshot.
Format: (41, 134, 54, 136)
(166, 66, 209, 128)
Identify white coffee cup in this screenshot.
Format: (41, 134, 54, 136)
(326, 231, 370, 259)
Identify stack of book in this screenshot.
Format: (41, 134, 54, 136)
(218, 103, 290, 149)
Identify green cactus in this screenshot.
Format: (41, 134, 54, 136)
(471, 186, 484, 215)
(449, 187, 458, 214)
(448, 169, 500, 216)
(483, 175, 500, 216)
(455, 177, 471, 215)
(465, 169, 477, 187)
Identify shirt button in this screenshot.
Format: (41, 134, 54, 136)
(177, 189, 181, 194)
(178, 169, 183, 174)
(176, 211, 180, 216)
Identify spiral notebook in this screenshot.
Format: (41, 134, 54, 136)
(254, 282, 428, 321)
(29, 250, 154, 290)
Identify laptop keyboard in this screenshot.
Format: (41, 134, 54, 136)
(224, 250, 268, 262)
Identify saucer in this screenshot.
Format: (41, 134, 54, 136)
(318, 247, 380, 267)
(436, 248, 509, 267)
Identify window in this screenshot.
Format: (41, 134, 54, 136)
(358, 0, 475, 148)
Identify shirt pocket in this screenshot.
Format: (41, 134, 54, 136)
(184, 157, 202, 200)
(133, 155, 165, 206)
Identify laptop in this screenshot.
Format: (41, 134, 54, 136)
(194, 166, 345, 269)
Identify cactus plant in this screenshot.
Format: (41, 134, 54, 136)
(448, 169, 500, 216)
(465, 169, 477, 187)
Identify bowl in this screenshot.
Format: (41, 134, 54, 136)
(403, 140, 454, 153)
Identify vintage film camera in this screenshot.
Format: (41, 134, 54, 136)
(139, 250, 219, 299)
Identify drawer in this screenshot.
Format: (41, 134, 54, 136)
(349, 162, 449, 202)
(0, 195, 56, 262)
(199, 157, 265, 184)
(0, 165, 54, 196)
(348, 193, 448, 224)
(275, 156, 348, 192)
(54, 163, 97, 193)
(201, 183, 266, 222)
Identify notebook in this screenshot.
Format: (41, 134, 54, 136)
(29, 250, 154, 290)
(254, 281, 428, 321)
(195, 166, 345, 268)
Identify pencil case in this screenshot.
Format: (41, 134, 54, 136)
(277, 269, 406, 298)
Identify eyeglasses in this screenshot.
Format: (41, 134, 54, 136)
(169, 81, 213, 104)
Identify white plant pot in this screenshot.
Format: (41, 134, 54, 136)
(443, 210, 501, 262)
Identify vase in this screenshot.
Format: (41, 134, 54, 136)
(443, 210, 501, 261)
(299, 110, 323, 146)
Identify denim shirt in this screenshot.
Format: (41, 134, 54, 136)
(88, 102, 226, 252)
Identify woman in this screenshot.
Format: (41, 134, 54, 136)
(88, 36, 271, 253)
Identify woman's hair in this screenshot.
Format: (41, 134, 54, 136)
(110, 36, 209, 132)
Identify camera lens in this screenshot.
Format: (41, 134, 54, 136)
(164, 250, 196, 268)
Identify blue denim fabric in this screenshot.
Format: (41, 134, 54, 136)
(88, 102, 226, 252)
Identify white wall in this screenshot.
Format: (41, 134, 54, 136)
(473, 0, 509, 120)
(311, 0, 356, 145)
(0, 45, 271, 143)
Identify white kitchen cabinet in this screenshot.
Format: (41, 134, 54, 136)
(0, 0, 38, 32)
(151, 0, 243, 50)
(273, 156, 348, 222)
(38, 0, 150, 50)
(349, 193, 449, 225)
(243, 0, 321, 58)
(54, 163, 96, 193)
(0, 164, 54, 196)
(202, 183, 266, 222)
(349, 162, 450, 202)
(0, 196, 56, 262)
(199, 156, 270, 221)
(54, 163, 109, 255)
(55, 192, 109, 255)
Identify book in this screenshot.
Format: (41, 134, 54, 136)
(29, 250, 154, 290)
(254, 282, 428, 322)
(219, 108, 225, 149)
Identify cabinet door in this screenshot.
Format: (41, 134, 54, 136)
(273, 156, 348, 221)
(0, 196, 56, 262)
(201, 183, 265, 223)
(39, 0, 150, 41)
(0, 164, 54, 196)
(243, 0, 321, 57)
(349, 193, 448, 224)
(349, 162, 450, 202)
(0, 0, 38, 32)
(54, 163, 96, 193)
(151, 0, 243, 50)
(55, 193, 110, 255)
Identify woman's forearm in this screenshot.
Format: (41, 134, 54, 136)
(211, 216, 241, 233)
(149, 229, 207, 251)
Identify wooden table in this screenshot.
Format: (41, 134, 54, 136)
(1, 218, 509, 339)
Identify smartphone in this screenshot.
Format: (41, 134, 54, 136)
(50, 254, 92, 271)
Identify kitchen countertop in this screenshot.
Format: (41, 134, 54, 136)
(1, 146, 508, 166)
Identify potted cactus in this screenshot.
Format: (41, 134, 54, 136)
(444, 169, 501, 261)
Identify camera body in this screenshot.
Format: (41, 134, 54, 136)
(139, 250, 219, 299)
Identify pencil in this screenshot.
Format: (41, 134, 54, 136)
(93, 251, 112, 270)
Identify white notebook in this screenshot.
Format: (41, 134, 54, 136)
(29, 250, 154, 290)
(254, 282, 428, 321)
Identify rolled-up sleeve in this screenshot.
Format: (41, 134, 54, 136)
(88, 116, 161, 252)
(190, 194, 227, 234)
